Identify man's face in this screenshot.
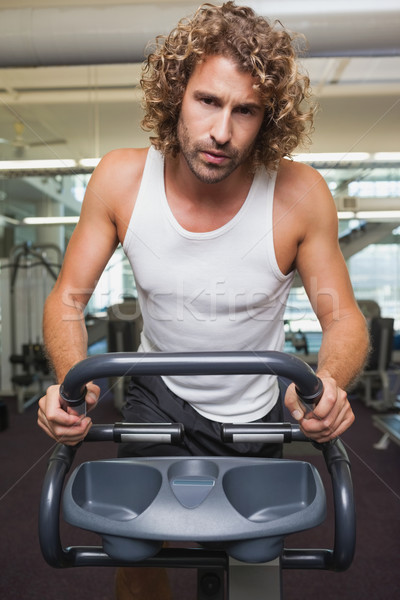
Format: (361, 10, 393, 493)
(177, 55, 265, 184)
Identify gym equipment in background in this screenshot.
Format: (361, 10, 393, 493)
(0, 242, 61, 412)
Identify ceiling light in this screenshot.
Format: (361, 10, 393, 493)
(23, 216, 79, 225)
(0, 159, 77, 170)
(79, 158, 101, 167)
(373, 152, 400, 162)
(294, 152, 370, 163)
(337, 211, 356, 219)
(355, 211, 400, 220)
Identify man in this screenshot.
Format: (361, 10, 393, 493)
(38, 2, 369, 597)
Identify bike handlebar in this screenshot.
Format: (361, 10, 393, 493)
(39, 352, 355, 573)
(59, 351, 323, 414)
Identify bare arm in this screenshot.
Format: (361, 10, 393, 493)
(298, 194, 369, 389)
(38, 149, 144, 443)
(283, 167, 369, 441)
(43, 208, 119, 382)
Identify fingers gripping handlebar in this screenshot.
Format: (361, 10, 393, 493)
(59, 350, 323, 414)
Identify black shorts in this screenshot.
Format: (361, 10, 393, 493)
(118, 375, 283, 459)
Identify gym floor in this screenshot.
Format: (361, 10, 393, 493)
(1, 384, 399, 599)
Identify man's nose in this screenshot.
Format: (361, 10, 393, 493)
(210, 110, 232, 146)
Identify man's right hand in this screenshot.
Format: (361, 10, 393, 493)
(37, 382, 100, 445)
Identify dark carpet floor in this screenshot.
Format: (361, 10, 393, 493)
(0, 382, 399, 599)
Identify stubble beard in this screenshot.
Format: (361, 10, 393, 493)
(177, 118, 255, 185)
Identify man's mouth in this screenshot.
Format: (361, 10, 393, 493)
(202, 150, 230, 165)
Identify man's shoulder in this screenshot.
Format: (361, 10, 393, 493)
(275, 157, 329, 206)
(97, 147, 150, 180)
(277, 157, 322, 188)
(84, 147, 151, 230)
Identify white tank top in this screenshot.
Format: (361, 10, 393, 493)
(123, 147, 294, 423)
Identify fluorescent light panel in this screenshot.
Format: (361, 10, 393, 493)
(356, 211, 400, 219)
(0, 159, 77, 170)
(373, 152, 400, 161)
(294, 152, 400, 163)
(338, 211, 400, 220)
(338, 211, 356, 219)
(79, 158, 101, 167)
(294, 152, 370, 162)
(23, 216, 79, 225)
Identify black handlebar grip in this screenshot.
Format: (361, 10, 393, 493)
(59, 383, 87, 415)
(295, 376, 324, 414)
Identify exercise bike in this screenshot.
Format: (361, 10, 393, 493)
(39, 351, 355, 599)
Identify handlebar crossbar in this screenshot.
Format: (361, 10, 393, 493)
(86, 423, 184, 444)
(59, 351, 323, 413)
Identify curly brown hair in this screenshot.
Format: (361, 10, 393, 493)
(141, 1, 315, 171)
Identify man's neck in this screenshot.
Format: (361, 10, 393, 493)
(166, 152, 254, 202)
(163, 154, 255, 233)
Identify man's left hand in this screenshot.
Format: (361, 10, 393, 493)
(284, 374, 354, 443)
